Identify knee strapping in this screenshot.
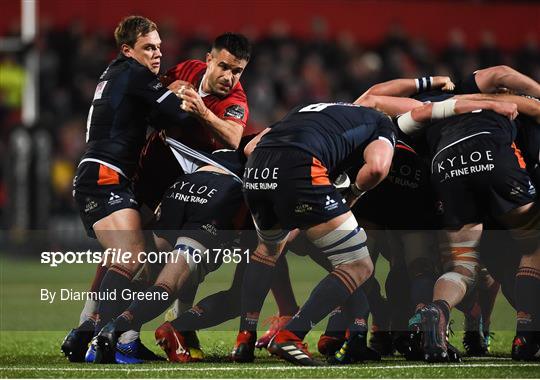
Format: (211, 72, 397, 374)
(440, 241, 480, 290)
(437, 271, 474, 293)
(312, 215, 370, 267)
(174, 237, 208, 273)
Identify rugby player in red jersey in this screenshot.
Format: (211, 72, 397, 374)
(135, 32, 251, 216)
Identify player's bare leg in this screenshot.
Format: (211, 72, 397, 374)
(91, 209, 147, 363)
(421, 224, 482, 362)
(267, 212, 374, 365)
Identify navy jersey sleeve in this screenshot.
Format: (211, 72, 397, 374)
(128, 66, 189, 124)
(371, 114, 398, 148)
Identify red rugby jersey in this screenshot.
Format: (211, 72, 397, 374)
(163, 59, 249, 151)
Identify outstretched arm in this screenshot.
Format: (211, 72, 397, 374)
(398, 98, 519, 135)
(354, 94, 423, 117)
(473, 65, 540, 98)
(356, 76, 455, 99)
(455, 93, 540, 124)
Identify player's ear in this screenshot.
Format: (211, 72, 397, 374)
(121, 44, 132, 58)
(205, 52, 213, 65)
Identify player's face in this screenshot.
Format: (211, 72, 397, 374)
(205, 48, 248, 97)
(122, 30, 162, 74)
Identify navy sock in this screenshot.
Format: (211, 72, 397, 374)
(324, 307, 348, 338)
(95, 266, 133, 333)
(410, 273, 435, 310)
(286, 269, 354, 340)
(433, 299, 451, 322)
(239, 251, 277, 332)
(115, 284, 174, 331)
(343, 286, 370, 337)
(172, 289, 241, 331)
(271, 255, 299, 316)
(515, 267, 540, 334)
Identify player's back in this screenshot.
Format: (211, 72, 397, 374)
(258, 102, 396, 174)
(425, 110, 516, 155)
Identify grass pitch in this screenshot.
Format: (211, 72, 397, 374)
(1, 256, 539, 378)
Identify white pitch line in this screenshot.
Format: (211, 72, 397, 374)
(0, 363, 539, 372)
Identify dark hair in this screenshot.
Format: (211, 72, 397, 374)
(114, 15, 157, 48)
(212, 33, 251, 61)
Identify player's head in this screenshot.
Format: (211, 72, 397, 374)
(205, 33, 251, 97)
(115, 15, 161, 74)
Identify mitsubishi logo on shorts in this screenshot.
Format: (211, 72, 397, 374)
(108, 192, 123, 206)
(324, 195, 338, 211)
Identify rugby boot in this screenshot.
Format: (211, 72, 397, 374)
(255, 315, 293, 349)
(369, 330, 395, 356)
(463, 314, 488, 356)
(420, 303, 449, 362)
(395, 312, 424, 361)
(115, 340, 144, 364)
(463, 331, 488, 356)
(155, 322, 201, 363)
(84, 336, 98, 363)
(511, 335, 540, 361)
(484, 330, 494, 353)
(447, 341, 463, 362)
(332, 333, 381, 364)
(94, 321, 118, 364)
(61, 319, 95, 362)
(317, 334, 345, 357)
(182, 331, 204, 361)
(268, 330, 323, 366)
(231, 330, 256, 363)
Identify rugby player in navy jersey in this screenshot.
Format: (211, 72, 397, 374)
(357, 69, 540, 357)
(230, 102, 397, 365)
(62, 32, 252, 363)
(62, 15, 192, 363)
(393, 98, 540, 362)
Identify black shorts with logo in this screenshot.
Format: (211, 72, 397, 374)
(73, 161, 139, 237)
(431, 134, 537, 228)
(153, 171, 244, 248)
(244, 148, 349, 233)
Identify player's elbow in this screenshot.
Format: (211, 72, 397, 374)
(354, 94, 377, 109)
(366, 160, 391, 185)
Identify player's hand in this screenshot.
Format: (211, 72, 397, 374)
(177, 86, 210, 120)
(489, 101, 519, 120)
(434, 76, 455, 92)
(168, 80, 194, 93)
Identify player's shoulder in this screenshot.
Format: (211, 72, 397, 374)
(166, 59, 206, 82)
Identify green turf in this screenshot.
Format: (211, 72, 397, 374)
(1, 256, 539, 378)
